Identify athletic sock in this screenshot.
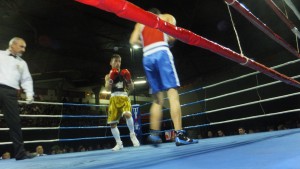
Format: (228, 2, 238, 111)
(126, 117, 135, 133)
(111, 127, 121, 142)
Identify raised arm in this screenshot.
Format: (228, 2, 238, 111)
(129, 23, 143, 47)
(161, 14, 177, 44)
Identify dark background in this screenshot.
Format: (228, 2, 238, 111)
(0, 0, 299, 92)
(0, 0, 300, 154)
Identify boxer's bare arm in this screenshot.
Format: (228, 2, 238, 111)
(129, 23, 143, 47)
(130, 14, 176, 46)
(160, 14, 177, 43)
(104, 74, 112, 91)
(161, 14, 176, 25)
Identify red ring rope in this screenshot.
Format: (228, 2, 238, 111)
(75, 0, 300, 88)
(225, 0, 300, 58)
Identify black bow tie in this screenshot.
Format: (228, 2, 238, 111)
(9, 54, 17, 58)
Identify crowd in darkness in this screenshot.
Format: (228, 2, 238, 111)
(0, 104, 106, 128)
(0, 103, 122, 159)
(197, 115, 300, 139)
(1, 103, 300, 159)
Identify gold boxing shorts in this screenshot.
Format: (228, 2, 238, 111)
(107, 94, 131, 124)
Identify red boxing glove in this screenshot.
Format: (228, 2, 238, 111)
(120, 69, 131, 83)
(109, 68, 119, 82)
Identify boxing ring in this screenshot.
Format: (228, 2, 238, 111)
(0, 129, 300, 169)
(1, 0, 300, 168)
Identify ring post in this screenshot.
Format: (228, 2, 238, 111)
(132, 104, 142, 140)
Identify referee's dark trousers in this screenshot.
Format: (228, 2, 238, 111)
(0, 85, 26, 159)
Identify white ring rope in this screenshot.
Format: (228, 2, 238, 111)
(1, 61, 299, 146)
(225, 0, 237, 5)
(0, 139, 59, 145)
(9, 76, 298, 128)
(138, 59, 300, 107)
(1, 90, 299, 144)
(284, 0, 300, 21)
(18, 101, 63, 105)
(185, 108, 300, 129)
(227, 2, 245, 56)
(0, 114, 61, 117)
(1, 70, 297, 133)
(203, 59, 300, 89)
(17, 100, 108, 107)
(141, 74, 300, 117)
(0, 127, 60, 131)
(143, 88, 300, 126)
(206, 91, 300, 114)
(0, 126, 112, 131)
(205, 74, 300, 102)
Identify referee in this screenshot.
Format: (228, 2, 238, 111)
(0, 37, 34, 160)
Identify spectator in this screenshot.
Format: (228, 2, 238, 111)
(238, 127, 247, 135)
(217, 130, 225, 137)
(1, 152, 11, 160)
(207, 131, 214, 138)
(35, 145, 47, 156)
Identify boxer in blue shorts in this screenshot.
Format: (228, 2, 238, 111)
(143, 49, 180, 94)
(130, 8, 198, 146)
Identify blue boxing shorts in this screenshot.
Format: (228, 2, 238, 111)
(143, 48, 180, 94)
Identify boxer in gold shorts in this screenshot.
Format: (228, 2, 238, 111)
(105, 54, 140, 151)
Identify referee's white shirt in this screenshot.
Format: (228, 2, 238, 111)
(0, 50, 34, 98)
